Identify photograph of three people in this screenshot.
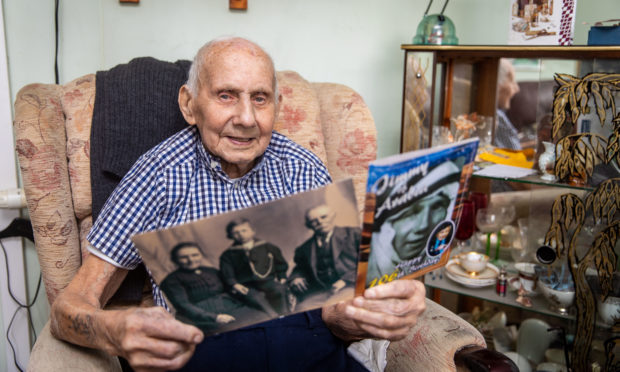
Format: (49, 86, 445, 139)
(133, 180, 361, 335)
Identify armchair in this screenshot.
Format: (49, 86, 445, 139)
(14, 59, 514, 372)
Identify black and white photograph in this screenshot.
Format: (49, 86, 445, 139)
(132, 179, 361, 336)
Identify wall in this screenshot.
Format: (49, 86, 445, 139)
(0, 0, 617, 370)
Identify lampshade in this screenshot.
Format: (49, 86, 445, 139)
(412, 14, 458, 45)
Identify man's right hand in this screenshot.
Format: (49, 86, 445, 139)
(216, 314, 236, 324)
(104, 306, 203, 372)
(49, 255, 203, 372)
(289, 277, 308, 293)
(233, 283, 249, 295)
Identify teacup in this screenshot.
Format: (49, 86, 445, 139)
(457, 252, 490, 274)
(514, 262, 538, 294)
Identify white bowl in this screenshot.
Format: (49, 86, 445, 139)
(598, 296, 620, 326)
(538, 280, 575, 314)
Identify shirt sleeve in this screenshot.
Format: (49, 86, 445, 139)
(87, 153, 166, 269)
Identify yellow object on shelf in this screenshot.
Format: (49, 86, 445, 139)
(478, 148, 533, 169)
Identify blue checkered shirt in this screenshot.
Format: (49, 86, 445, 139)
(87, 126, 331, 307)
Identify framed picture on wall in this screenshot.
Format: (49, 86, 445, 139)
(508, 0, 577, 45)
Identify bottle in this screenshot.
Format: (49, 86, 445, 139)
(496, 266, 507, 296)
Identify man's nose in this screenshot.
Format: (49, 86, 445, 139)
(416, 209, 431, 231)
(235, 96, 256, 127)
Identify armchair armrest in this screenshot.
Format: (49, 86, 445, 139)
(386, 298, 486, 371)
(28, 321, 121, 372)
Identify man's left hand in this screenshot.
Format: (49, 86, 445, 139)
(321, 279, 425, 342)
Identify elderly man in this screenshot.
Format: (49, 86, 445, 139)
(50, 37, 425, 372)
(289, 204, 360, 308)
(494, 58, 521, 150)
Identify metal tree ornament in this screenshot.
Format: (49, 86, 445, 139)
(544, 71, 620, 371)
(552, 72, 620, 185)
(543, 180, 620, 371)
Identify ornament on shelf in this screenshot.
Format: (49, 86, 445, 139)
(539, 141, 557, 181)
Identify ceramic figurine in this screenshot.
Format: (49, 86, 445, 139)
(539, 141, 557, 181)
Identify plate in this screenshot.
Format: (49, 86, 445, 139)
(445, 270, 496, 288)
(444, 259, 499, 288)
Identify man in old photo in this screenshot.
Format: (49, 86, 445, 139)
(49, 37, 426, 371)
(289, 204, 360, 308)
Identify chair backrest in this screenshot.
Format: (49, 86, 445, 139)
(13, 67, 376, 305)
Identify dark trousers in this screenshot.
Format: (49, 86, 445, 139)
(178, 309, 369, 372)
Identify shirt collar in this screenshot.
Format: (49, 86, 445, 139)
(316, 230, 334, 246)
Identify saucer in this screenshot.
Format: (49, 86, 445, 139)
(445, 259, 499, 288)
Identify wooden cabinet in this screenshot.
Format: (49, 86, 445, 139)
(400, 45, 620, 371)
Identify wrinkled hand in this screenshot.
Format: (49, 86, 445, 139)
(290, 277, 308, 293)
(233, 283, 249, 295)
(216, 314, 236, 324)
(104, 306, 203, 372)
(322, 279, 426, 342)
(331, 279, 347, 293)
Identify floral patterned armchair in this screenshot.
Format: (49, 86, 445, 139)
(14, 61, 513, 372)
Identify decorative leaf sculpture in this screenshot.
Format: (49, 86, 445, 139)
(544, 178, 620, 371)
(551, 73, 620, 184)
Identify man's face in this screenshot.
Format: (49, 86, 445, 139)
(179, 42, 279, 178)
(497, 62, 520, 110)
(390, 191, 451, 260)
(306, 205, 336, 236)
(175, 246, 204, 271)
(231, 222, 256, 244)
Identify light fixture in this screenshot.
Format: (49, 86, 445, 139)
(412, 0, 458, 45)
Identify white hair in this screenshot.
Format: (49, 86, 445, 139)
(185, 36, 279, 105)
(498, 58, 515, 85)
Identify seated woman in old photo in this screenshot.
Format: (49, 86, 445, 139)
(160, 242, 269, 333)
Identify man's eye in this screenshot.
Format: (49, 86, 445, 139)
(253, 95, 267, 104)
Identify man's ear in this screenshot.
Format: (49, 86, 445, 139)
(275, 94, 283, 117)
(178, 85, 197, 125)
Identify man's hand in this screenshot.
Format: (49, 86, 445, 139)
(216, 314, 236, 324)
(322, 279, 426, 342)
(331, 279, 347, 293)
(233, 283, 249, 295)
(103, 306, 203, 372)
(289, 277, 308, 293)
(49, 256, 204, 372)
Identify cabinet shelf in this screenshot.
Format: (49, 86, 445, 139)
(472, 169, 596, 192)
(424, 270, 573, 321)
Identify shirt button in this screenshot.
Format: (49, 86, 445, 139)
(210, 161, 218, 169)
